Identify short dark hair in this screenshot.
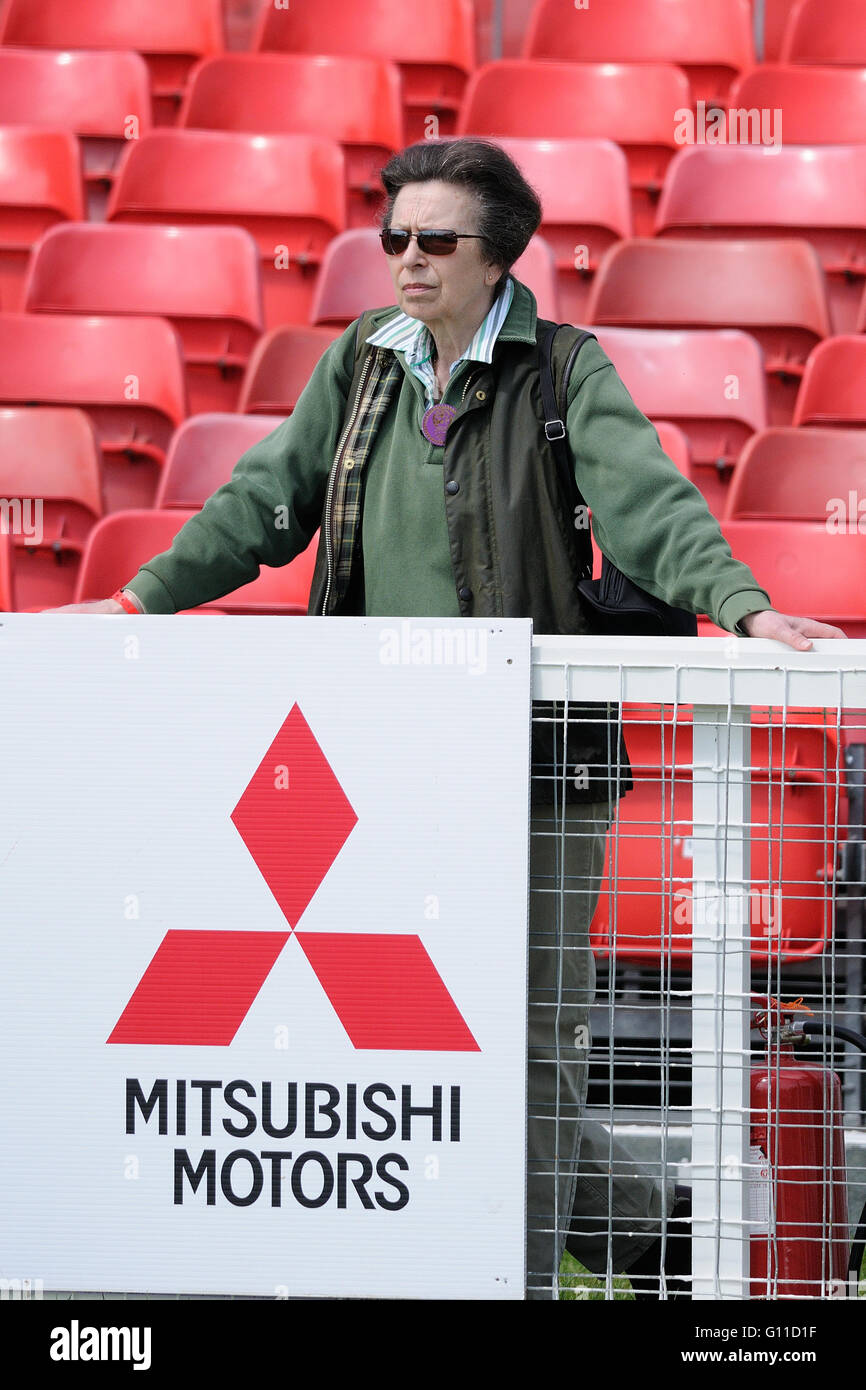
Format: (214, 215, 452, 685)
(379, 138, 543, 280)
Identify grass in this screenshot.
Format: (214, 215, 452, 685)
(558, 1250, 634, 1300)
(557, 1247, 866, 1300)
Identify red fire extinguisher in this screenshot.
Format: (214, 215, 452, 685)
(749, 997, 850, 1299)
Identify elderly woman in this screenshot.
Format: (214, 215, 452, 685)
(60, 139, 844, 1298)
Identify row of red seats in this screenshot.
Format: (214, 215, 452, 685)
(5, 497, 866, 647)
(0, 0, 475, 134)
(3, 398, 863, 527)
(520, 0, 866, 72)
(3, 46, 866, 229)
(3, 42, 861, 152)
(2, 392, 866, 617)
(461, 61, 866, 238)
(5, 127, 866, 334)
(0, 303, 863, 512)
(0, 405, 318, 613)
(1, 0, 861, 129)
(4, 222, 862, 436)
(477, 0, 803, 67)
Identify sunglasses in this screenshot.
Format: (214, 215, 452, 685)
(379, 228, 485, 256)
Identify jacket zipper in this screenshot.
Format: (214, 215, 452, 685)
(322, 349, 376, 615)
(459, 370, 478, 406)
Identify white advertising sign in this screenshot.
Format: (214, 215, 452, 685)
(0, 616, 531, 1299)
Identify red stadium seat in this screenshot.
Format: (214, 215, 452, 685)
(648, 421, 692, 480)
(253, 0, 475, 142)
(721, 519, 866, 632)
(763, 0, 797, 61)
(75, 509, 198, 606)
(0, 128, 83, 312)
(478, 138, 632, 321)
(107, 130, 346, 328)
(729, 65, 866, 144)
(238, 325, 343, 415)
(156, 414, 289, 509)
(23, 223, 263, 414)
(793, 336, 866, 428)
(311, 230, 407, 326)
(199, 537, 318, 615)
(780, 0, 866, 64)
(75, 507, 189, 596)
(656, 145, 866, 334)
(457, 61, 692, 235)
(179, 53, 404, 228)
(0, 529, 15, 611)
(587, 238, 831, 425)
(724, 427, 866, 522)
(0, 406, 103, 609)
(0, 0, 224, 125)
(0, 48, 153, 218)
(591, 708, 844, 964)
(223, 0, 258, 51)
(508, 237, 559, 319)
(310, 228, 560, 327)
(0, 313, 187, 512)
(75, 509, 318, 615)
(474, 0, 542, 61)
(524, 0, 754, 108)
(592, 327, 768, 516)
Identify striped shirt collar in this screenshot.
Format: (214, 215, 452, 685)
(366, 276, 515, 405)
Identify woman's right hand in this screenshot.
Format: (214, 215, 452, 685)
(41, 599, 128, 614)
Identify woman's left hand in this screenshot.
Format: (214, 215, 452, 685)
(739, 610, 848, 649)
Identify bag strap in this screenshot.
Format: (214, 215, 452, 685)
(537, 323, 597, 580)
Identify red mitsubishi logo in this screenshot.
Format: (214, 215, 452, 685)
(108, 704, 479, 1051)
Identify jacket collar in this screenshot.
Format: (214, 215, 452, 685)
(359, 274, 540, 353)
(494, 274, 538, 346)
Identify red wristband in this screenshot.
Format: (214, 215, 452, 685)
(112, 588, 141, 614)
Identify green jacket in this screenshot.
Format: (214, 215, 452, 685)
(127, 278, 770, 629)
(125, 277, 772, 801)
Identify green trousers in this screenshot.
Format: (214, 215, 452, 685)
(526, 801, 677, 1299)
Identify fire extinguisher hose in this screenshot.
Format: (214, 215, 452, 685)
(799, 1021, 866, 1053)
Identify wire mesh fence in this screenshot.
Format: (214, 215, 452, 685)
(530, 636, 866, 1301)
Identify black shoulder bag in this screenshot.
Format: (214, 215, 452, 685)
(538, 324, 698, 638)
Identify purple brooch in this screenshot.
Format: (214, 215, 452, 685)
(421, 402, 457, 446)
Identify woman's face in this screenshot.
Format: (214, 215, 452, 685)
(384, 180, 501, 333)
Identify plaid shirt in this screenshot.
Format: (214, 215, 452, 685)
(325, 344, 403, 613)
